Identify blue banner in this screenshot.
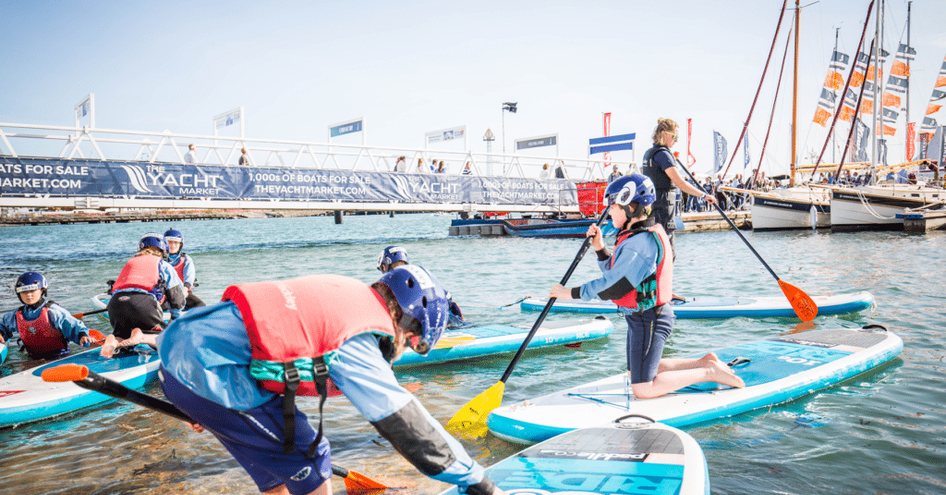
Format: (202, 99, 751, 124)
(589, 142, 633, 155)
(713, 131, 728, 174)
(588, 133, 636, 146)
(516, 135, 557, 150)
(0, 157, 577, 206)
(329, 120, 363, 138)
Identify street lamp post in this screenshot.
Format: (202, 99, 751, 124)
(483, 128, 496, 176)
(501, 102, 517, 176)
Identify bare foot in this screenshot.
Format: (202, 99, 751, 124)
(709, 360, 745, 389)
(124, 328, 146, 347)
(698, 352, 721, 367)
(100, 335, 119, 358)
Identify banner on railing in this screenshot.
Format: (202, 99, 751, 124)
(0, 157, 577, 206)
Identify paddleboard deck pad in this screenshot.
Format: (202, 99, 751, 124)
(520, 291, 875, 319)
(489, 325, 901, 445)
(441, 415, 708, 494)
(395, 317, 612, 368)
(0, 345, 160, 428)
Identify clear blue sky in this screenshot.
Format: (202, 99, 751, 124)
(2, 0, 944, 176)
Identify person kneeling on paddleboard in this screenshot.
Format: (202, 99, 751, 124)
(0, 272, 94, 359)
(157, 265, 502, 495)
(163, 228, 206, 310)
(550, 174, 744, 399)
(377, 245, 469, 329)
(106, 233, 185, 344)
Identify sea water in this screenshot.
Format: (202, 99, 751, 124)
(0, 214, 943, 494)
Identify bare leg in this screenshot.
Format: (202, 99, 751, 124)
(633, 359, 745, 399)
(657, 353, 721, 373)
(99, 328, 158, 358)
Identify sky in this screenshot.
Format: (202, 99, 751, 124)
(2, 0, 945, 177)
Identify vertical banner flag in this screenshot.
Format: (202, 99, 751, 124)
(712, 131, 727, 174)
(813, 50, 850, 126)
(878, 43, 916, 137)
(906, 122, 916, 161)
(686, 118, 696, 166)
(925, 126, 944, 161)
(878, 139, 888, 166)
(742, 137, 750, 170)
(603, 112, 612, 168)
(854, 119, 870, 162)
(74, 93, 95, 129)
(919, 131, 930, 158)
(920, 53, 946, 135)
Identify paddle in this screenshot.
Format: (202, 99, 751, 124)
(72, 308, 108, 319)
(446, 208, 611, 439)
(41, 364, 388, 493)
(672, 155, 818, 321)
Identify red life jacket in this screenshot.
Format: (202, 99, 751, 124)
(16, 304, 68, 357)
(113, 255, 161, 293)
(222, 274, 396, 456)
(610, 224, 673, 310)
(170, 254, 187, 284)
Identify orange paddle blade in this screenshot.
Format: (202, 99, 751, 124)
(341, 469, 388, 492)
(88, 329, 106, 343)
(41, 364, 89, 383)
(778, 279, 818, 322)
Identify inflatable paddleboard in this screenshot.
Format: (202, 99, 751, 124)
(520, 291, 875, 319)
(0, 342, 7, 365)
(441, 415, 708, 495)
(395, 317, 612, 368)
(0, 345, 160, 428)
(489, 325, 901, 445)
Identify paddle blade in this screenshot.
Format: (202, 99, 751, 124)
(446, 381, 505, 439)
(342, 469, 388, 492)
(433, 334, 476, 349)
(778, 279, 818, 322)
(41, 364, 89, 383)
(88, 329, 106, 344)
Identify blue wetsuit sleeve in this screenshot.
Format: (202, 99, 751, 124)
(159, 261, 187, 313)
(579, 235, 658, 301)
(0, 311, 15, 340)
(182, 256, 196, 287)
(47, 304, 90, 345)
(330, 334, 488, 492)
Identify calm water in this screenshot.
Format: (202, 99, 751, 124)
(0, 214, 943, 494)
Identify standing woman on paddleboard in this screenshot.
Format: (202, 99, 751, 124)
(550, 174, 744, 399)
(163, 228, 205, 310)
(377, 245, 468, 328)
(106, 233, 185, 342)
(0, 272, 94, 359)
(157, 265, 502, 495)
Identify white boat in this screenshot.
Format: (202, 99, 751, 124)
(750, 185, 831, 230)
(829, 183, 946, 231)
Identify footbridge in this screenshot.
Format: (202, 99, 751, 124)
(0, 122, 617, 214)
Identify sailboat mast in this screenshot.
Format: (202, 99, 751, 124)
(906, 0, 912, 159)
(871, 0, 881, 174)
(833, 27, 840, 164)
(791, 0, 800, 187)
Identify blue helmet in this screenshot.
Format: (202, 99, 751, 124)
(377, 245, 410, 272)
(15, 271, 47, 294)
(163, 228, 183, 243)
(605, 173, 657, 208)
(376, 265, 450, 355)
(139, 233, 167, 255)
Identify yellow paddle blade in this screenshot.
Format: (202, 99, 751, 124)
(778, 279, 819, 322)
(446, 381, 505, 439)
(434, 334, 476, 349)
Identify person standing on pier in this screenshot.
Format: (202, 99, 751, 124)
(158, 266, 502, 495)
(549, 174, 743, 399)
(0, 272, 94, 359)
(641, 118, 717, 257)
(184, 144, 197, 164)
(106, 233, 186, 341)
(164, 228, 205, 310)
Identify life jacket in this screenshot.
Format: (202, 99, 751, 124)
(610, 224, 673, 311)
(222, 274, 396, 456)
(113, 255, 164, 301)
(16, 303, 68, 358)
(169, 253, 188, 285)
(641, 145, 676, 192)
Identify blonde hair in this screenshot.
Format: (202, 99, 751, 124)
(137, 246, 164, 257)
(651, 118, 679, 146)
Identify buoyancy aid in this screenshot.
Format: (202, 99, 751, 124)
(610, 224, 673, 311)
(170, 253, 188, 285)
(642, 145, 675, 192)
(113, 255, 162, 300)
(16, 303, 68, 357)
(222, 274, 396, 455)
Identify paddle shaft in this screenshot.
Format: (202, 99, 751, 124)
(673, 156, 780, 281)
(70, 369, 351, 481)
(498, 208, 610, 383)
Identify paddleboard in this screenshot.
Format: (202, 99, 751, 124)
(489, 325, 901, 445)
(91, 293, 173, 322)
(520, 291, 875, 319)
(0, 345, 160, 428)
(395, 317, 613, 368)
(440, 415, 709, 495)
(0, 342, 7, 365)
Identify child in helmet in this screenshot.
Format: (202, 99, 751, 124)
(0, 272, 94, 359)
(377, 245, 469, 328)
(106, 233, 186, 343)
(157, 265, 502, 495)
(163, 228, 206, 310)
(550, 173, 744, 399)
